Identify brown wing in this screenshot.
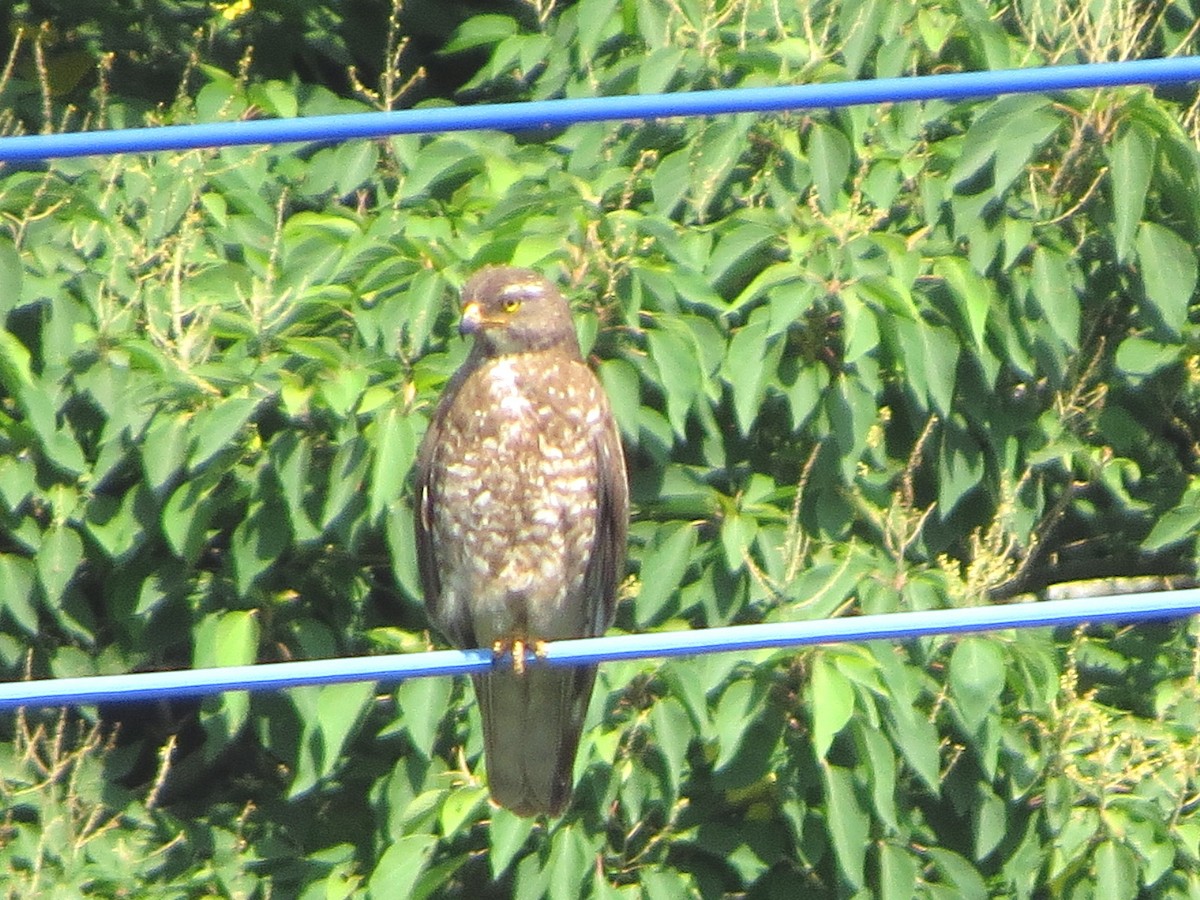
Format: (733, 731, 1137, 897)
(580, 372, 629, 638)
(413, 364, 471, 634)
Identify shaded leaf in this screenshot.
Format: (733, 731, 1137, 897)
(1135, 222, 1196, 335)
(823, 764, 868, 889)
(1108, 121, 1156, 263)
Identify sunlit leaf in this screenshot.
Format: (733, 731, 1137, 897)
(809, 122, 851, 213)
(36, 525, 83, 609)
(950, 638, 1005, 734)
(809, 654, 854, 760)
(634, 522, 697, 627)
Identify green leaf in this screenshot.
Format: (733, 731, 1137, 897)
(318, 366, 369, 416)
(635, 522, 697, 627)
(188, 395, 260, 472)
(652, 148, 690, 217)
(290, 681, 375, 798)
(873, 644, 940, 791)
(646, 325, 701, 438)
(546, 825, 593, 900)
(938, 424, 983, 518)
(577, 0, 621, 65)
(194, 609, 260, 669)
(1114, 336, 1180, 380)
(992, 108, 1060, 199)
(688, 115, 753, 219)
(393, 675, 454, 758)
(439, 786, 487, 838)
(823, 764, 868, 889)
(194, 609, 261, 746)
(809, 122, 851, 213)
(840, 289, 880, 366)
(162, 478, 218, 563)
(1108, 121, 1156, 263)
(1093, 841, 1138, 900)
(707, 222, 778, 294)
(36, 525, 83, 608)
(951, 95, 1058, 197)
(838, 0, 887, 76)
(321, 434, 369, 531)
(368, 835, 438, 898)
(443, 14, 519, 53)
(84, 485, 151, 562)
(809, 654, 855, 760)
(949, 638, 1005, 734)
(267, 430, 319, 542)
(649, 695, 694, 799)
(0, 455, 36, 512)
(712, 678, 758, 770)
(369, 406, 420, 523)
(926, 848, 987, 899)
(598, 358, 641, 444)
(894, 316, 958, 415)
(973, 781, 1007, 861)
(857, 720, 898, 831)
(140, 412, 192, 493)
(230, 493, 292, 598)
(719, 506, 758, 574)
(1142, 490, 1200, 551)
(0, 554, 38, 636)
(783, 364, 828, 431)
(935, 257, 990, 354)
(1135, 222, 1196, 335)
(1030, 247, 1080, 350)
(387, 499, 423, 602)
(0, 237, 22, 316)
(0, 329, 33, 391)
(879, 843, 919, 900)
(489, 805, 536, 880)
(827, 376, 877, 482)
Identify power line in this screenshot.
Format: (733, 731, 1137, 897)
(2, 588, 1197, 711)
(1, 57, 1198, 162)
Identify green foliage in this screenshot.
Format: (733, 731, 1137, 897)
(2, 0, 1200, 896)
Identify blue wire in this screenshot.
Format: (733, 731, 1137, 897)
(1, 57, 1199, 162)
(2, 589, 1197, 710)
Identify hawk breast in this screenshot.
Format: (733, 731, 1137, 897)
(427, 352, 607, 648)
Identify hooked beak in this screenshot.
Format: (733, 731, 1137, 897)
(458, 301, 482, 336)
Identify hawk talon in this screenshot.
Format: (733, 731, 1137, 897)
(491, 638, 532, 675)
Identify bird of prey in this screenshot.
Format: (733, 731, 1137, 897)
(413, 266, 629, 817)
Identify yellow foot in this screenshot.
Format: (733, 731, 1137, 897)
(492, 639, 532, 674)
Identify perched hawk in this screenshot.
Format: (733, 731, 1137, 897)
(413, 266, 629, 817)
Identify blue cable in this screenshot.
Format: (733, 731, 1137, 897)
(1, 57, 1198, 162)
(2, 588, 1197, 710)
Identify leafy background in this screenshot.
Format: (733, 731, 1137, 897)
(2, 0, 1200, 896)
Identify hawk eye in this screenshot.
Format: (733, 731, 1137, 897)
(502, 299, 522, 313)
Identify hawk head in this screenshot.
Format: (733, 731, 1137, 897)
(458, 266, 580, 357)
